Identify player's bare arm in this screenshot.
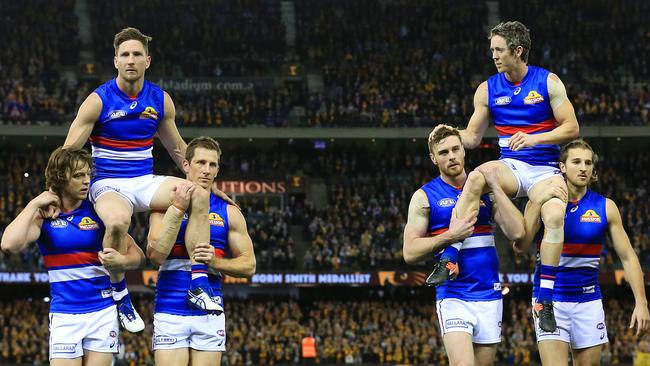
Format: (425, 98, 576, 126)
(147, 182, 195, 265)
(403, 190, 476, 264)
(0, 191, 57, 252)
(479, 166, 524, 241)
(460, 81, 491, 149)
(194, 205, 256, 278)
(63, 93, 103, 149)
(606, 198, 650, 335)
(157, 91, 187, 170)
(509, 74, 579, 151)
(99, 235, 146, 271)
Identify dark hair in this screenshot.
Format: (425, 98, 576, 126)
(489, 21, 531, 63)
(428, 126, 462, 155)
(45, 147, 93, 195)
(560, 139, 599, 183)
(114, 27, 152, 55)
(186, 136, 222, 162)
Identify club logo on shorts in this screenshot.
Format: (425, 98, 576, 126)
(139, 106, 159, 120)
(79, 217, 100, 230)
(110, 330, 117, 338)
(597, 322, 605, 330)
(494, 96, 512, 106)
(523, 90, 544, 104)
(580, 210, 601, 223)
(209, 213, 225, 227)
(437, 198, 456, 207)
(52, 343, 76, 353)
(108, 110, 127, 120)
(154, 336, 177, 345)
(51, 219, 68, 228)
(217, 329, 226, 337)
(445, 318, 468, 329)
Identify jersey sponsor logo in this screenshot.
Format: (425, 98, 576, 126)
(50, 219, 68, 228)
(570, 206, 579, 213)
(107, 110, 127, 120)
(437, 198, 456, 207)
(209, 213, 225, 227)
(582, 285, 595, 293)
(523, 90, 545, 104)
(139, 106, 159, 120)
(494, 96, 512, 106)
(445, 318, 468, 329)
(580, 210, 602, 223)
(79, 217, 100, 230)
(52, 343, 77, 353)
(493, 283, 502, 291)
(153, 336, 177, 345)
(514, 87, 522, 95)
(129, 101, 138, 109)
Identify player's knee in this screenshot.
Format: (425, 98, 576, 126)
(541, 197, 565, 229)
(103, 214, 130, 235)
(466, 170, 486, 193)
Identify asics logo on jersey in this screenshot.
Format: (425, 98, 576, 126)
(108, 110, 127, 120)
(570, 206, 579, 213)
(523, 90, 545, 104)
(579, 210, 602, 223)
(129, 101, 138, 109)
(437, 198, 456, 207)
(494, 96, 512, 106)
(514, 87, 522, 95)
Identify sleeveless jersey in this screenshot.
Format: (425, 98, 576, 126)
(155, 193, 230, 316)
(90, 79, 165, 181)
(533, 190, 608, 302)
(421, 177, 501, 301)
(488, 66, 559, 166)
(37, 200, 113, 314)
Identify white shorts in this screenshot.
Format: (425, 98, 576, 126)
(153, 312, 226, 352)
(436, 298, 502, 344)
(49, 305, 119, 359)
(533, 298, 608, 349)
(500, 158, 561, 198)
(90, 174, 170, 212)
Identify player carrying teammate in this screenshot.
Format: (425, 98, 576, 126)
(429, 21, 579, 332)
(1, 147, 145, 364)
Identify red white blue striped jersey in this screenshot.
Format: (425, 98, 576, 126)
(36, 200, 113, 314)
(421, 177, 501, 301)
(155, 193, 230, 316)
(533, 190, 608, 302)
(488, 66, 559, 166)
(90, 79, 164, 181)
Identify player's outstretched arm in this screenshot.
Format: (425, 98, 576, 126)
(98, 235, 146, 271)
(607, 198, 650, 336)
(1, 191, 57, 253)
(63, 93, 102, 150)
(461, 81, 491, 149)
(147, 183, 195, 265)
(157, 92, 187, 171)
(479, 166, 524, 241)
(402, 190, 476, 264)
(194, 205, 256, 278)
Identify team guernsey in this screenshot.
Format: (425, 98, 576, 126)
(155, 194, 229, 316)
(37, 200, 113, 314)
(90, 79, 165, 181)
(422, 177, 500, 301)
(533, 190, 607, 302)
(488, 66, 559, 166)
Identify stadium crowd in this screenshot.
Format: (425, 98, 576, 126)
(1, 1, 649, 127)
(0, 296, 645, 365)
